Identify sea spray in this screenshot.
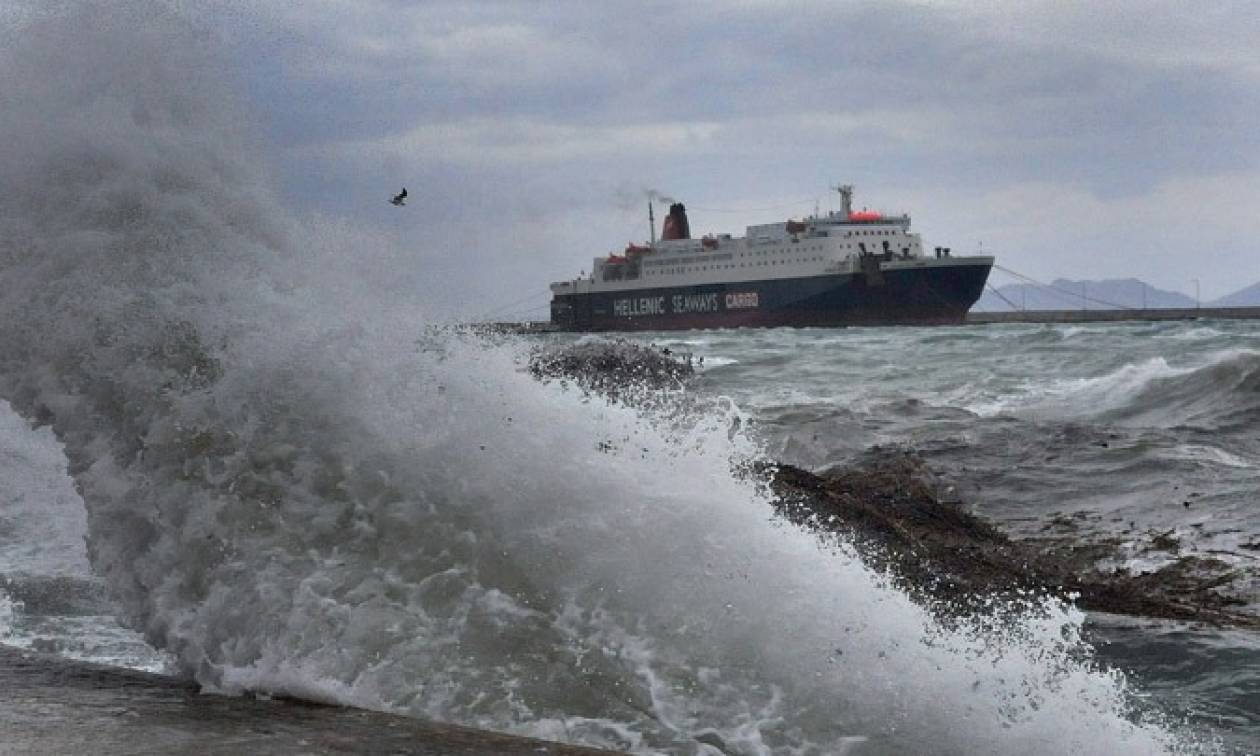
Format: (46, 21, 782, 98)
(0, 4, 1196, 754)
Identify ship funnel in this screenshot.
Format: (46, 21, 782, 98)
(660, 202, 691, 240)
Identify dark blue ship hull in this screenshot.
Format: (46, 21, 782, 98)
(550, 262, 992, 331)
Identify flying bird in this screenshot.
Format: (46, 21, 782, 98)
(390, 188, 408, 206)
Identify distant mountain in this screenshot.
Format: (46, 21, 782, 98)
(975, 278, 1196, 312)
(1210, 281, 1260, 307)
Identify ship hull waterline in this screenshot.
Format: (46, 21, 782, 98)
(550, 262, 993, 332)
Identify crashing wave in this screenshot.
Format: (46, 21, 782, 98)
(0, 5, 1193, 754)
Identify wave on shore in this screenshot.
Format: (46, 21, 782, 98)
(0, 4, 1197, 754)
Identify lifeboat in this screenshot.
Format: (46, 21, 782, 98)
(701, 236, 719, 249)
(785, 220, 807, 234)
(848, 210, 883, 221)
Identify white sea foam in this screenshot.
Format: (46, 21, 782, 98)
(0, 593, 14, 640)
(1165, 444, 1257, 469)
(0, 398, 169, 671)
(0, 4, 1197, 754)
(996, 357, 1188, 419)
(999, 349, 1260, 429)
(0, 404, 90, 577)
(1165, 326, 1228, 342)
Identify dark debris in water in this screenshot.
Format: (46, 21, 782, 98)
(766, 450, 1044, 614)
(767, 448, 1260, 629)
(1149, 529, 1181, 553)
(527, 340, 694, 403)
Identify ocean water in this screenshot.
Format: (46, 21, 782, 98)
(4, 323, 1258, 754)
(0, 4, 1255, 755)
(660, 322, 1260, 753)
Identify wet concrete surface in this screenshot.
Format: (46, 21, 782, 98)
(0, 645, 618, 755)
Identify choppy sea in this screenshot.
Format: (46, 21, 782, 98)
(663, 321, 1260, 753)
(4, 318, 1260, 754)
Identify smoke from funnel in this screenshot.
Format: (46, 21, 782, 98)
(613, 185, 676, 210)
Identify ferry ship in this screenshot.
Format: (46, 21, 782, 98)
(549, 185, 993, 331)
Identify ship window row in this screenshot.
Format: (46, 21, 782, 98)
(740, 246, 825, 258)
(642, 252, 733, 267)
(646, 257, 827, 275)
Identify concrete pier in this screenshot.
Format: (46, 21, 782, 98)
(482, 306, 1260, 334)
(0, 645, 618, 755)
(965, 306, 1260, 325)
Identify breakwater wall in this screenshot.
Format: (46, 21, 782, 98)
(966, 307, 1260, 325)
(0, 645, 617, 755)
(479, 307, 1260, 334)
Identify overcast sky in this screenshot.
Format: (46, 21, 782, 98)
(20, 1, 1260, 318)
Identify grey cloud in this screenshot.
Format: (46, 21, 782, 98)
(235, 1, 1260, 199)
(81, 0, 1260, 309)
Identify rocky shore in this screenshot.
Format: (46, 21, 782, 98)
(769, 450, 1259, 630)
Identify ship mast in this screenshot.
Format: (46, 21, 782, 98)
(649, 201, 656, 246)
(832, 184, 854, 217)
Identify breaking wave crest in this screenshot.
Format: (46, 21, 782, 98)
(0, 5, 1193, 753)
(987, 350, 1260, 430)
(1095, 350, 1260, 430)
